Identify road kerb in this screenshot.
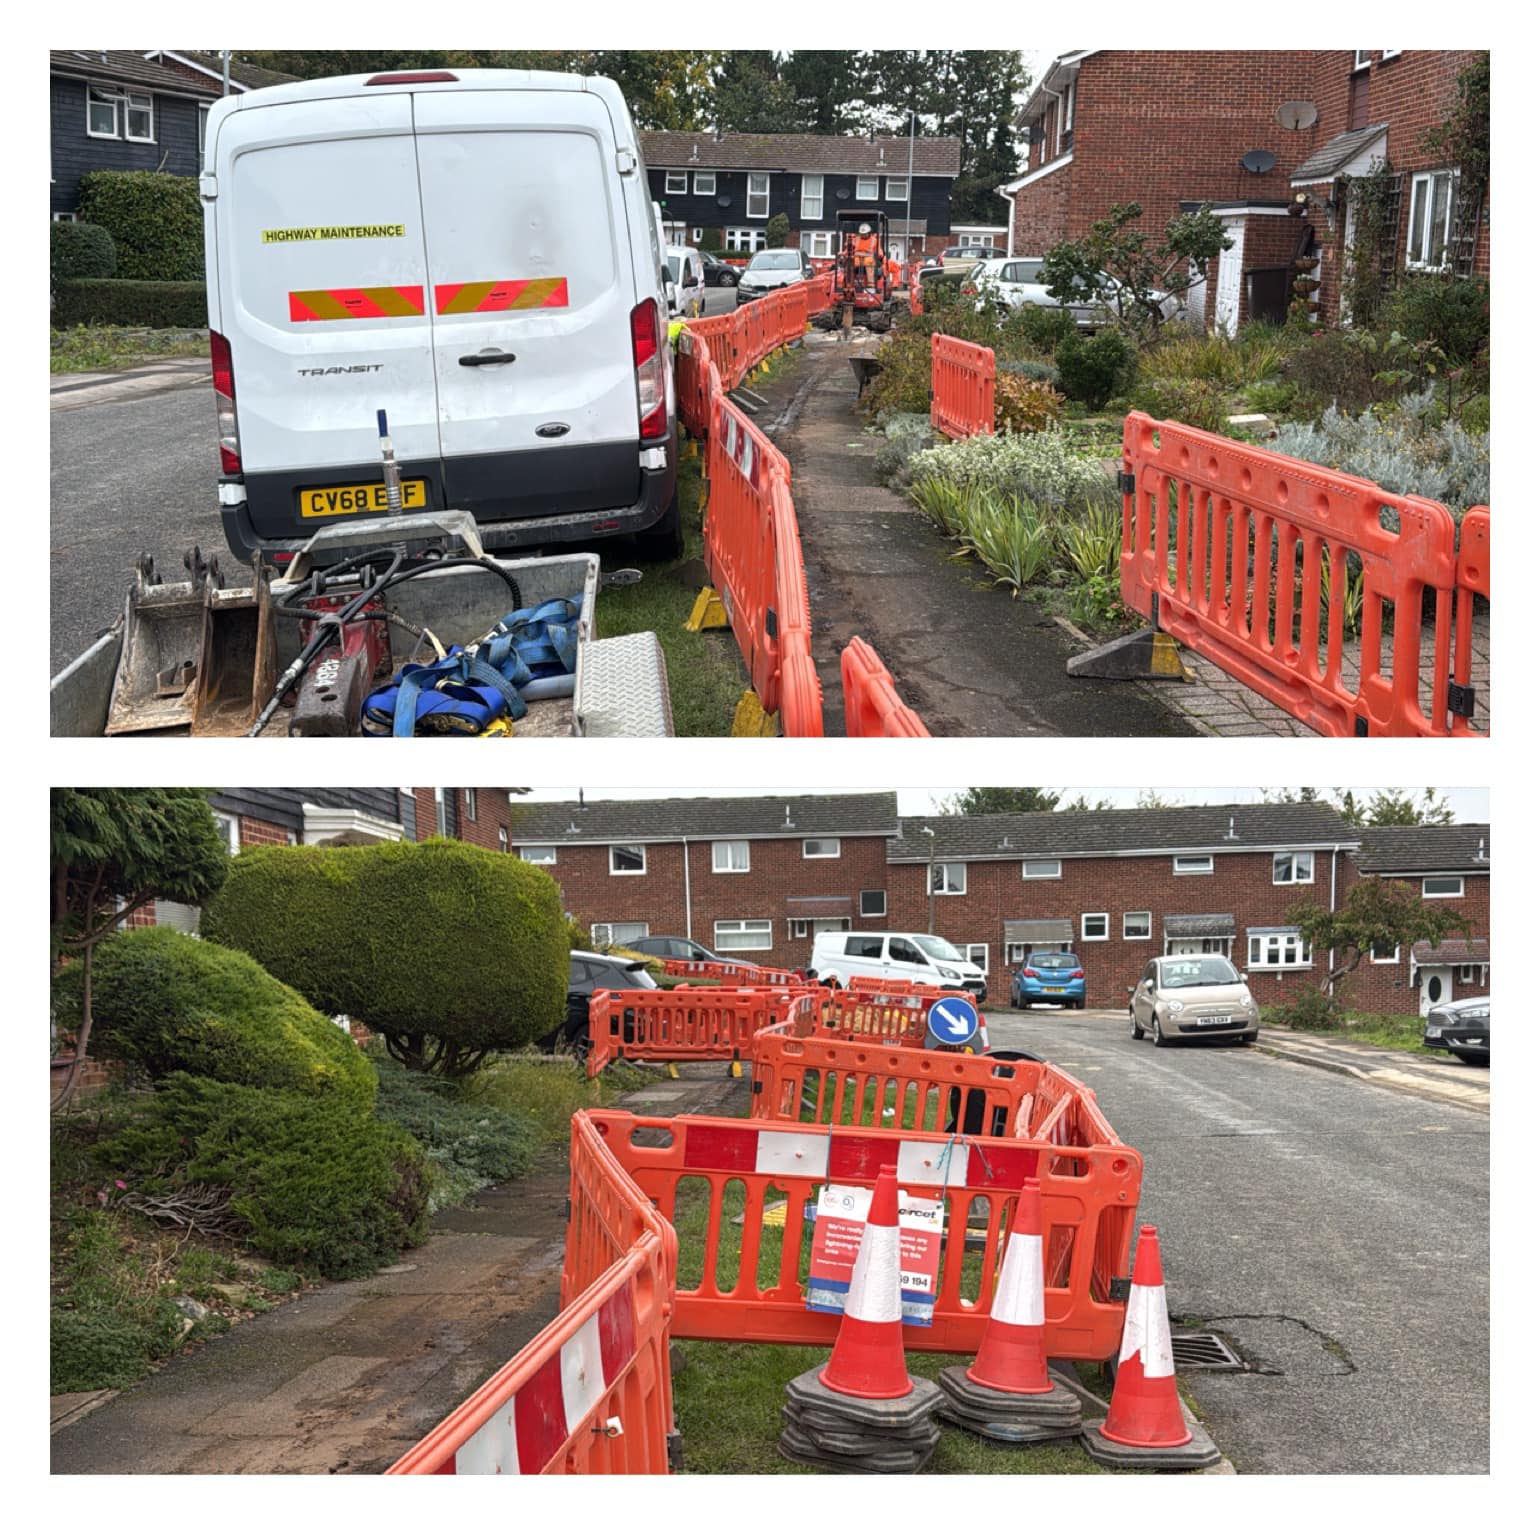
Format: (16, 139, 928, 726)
(1254, 1037, 1488, 1114)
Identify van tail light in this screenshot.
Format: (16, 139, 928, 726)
(209, 329, 241, 475)
(630, 298, 668, 441)
(365, 72, 457, 85)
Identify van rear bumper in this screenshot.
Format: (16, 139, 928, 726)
(220, 439, 678, 564)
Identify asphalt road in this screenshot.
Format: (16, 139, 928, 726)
(989, 1008, 1488, 1475)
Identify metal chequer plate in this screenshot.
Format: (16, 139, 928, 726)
(574, 632, 675, 737)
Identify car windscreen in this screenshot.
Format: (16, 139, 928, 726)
(1030, 954, 1078, 970)
(1160, 957, 1241, 989)
(748, 251, 801, 271)
(913, 934, 965, 961)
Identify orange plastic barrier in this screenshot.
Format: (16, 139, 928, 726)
(1450, 505, 1489, 737)
(795, 988, 978, 1049)
(848, 976, 928, 994)
(910, 281, 924, 317)
(841, 637, 931, 737)
(1120, 412, 1485, 738)
(662, 959, 806, 986)
(585, 986, 805, 1079)
(389, 1112, 676, 1474)
(930, 333, 995, 440)
(587, 1108, 1141, 1361)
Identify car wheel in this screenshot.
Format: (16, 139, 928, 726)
(1129, 1012, 1143, 1041)
(1454, 1051, 1490, 1066)
(1151, 1015, 1167, 1047)
(1074, 998, 1086, 1011)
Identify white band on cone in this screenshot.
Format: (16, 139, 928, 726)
(991, 1232, 1045, 1327)
(845, 1223, 902, 1323)
(1118, 1281, 1175, 1379)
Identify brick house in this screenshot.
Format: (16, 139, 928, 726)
(640, 132, 961, 262)
(504, 792, 900, 968)
(1342, 824, 1490, 1016)
(999, 49, 1488, 334)
(49, 51, 293, 219)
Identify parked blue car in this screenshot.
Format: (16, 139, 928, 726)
(1009, 952, 1086, 1010)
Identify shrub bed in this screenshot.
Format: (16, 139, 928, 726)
(52, 279, 208, 330)
(77, 170, 204, 280)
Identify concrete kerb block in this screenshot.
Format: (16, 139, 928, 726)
(935, 1365, 1083, 1445)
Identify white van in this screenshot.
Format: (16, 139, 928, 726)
(201, 68, 681, 565)
(810, 931, 988, 999)
(665, 245, 706, 319)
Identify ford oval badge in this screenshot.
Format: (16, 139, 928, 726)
(535, 422, 571, 439)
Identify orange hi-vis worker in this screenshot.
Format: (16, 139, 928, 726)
(851, 223, 879, 289)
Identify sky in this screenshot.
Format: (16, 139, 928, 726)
(519, 786, 1489, 821)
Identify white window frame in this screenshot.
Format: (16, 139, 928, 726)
(433, 786, 450, 838)
(1005, 943, 1027, 965)
(965, 943, 989, 974)
(931, 862, 966, 896)
(693, 171, 716, 196)
(1456, 963, 1483, 985)
(665, 170, 688, 195)
(86, 85, 152, 142)
(520, 844, 557, 865)
(712, 839, 751, 874)
(498, 826, 509, 853)
(1021, 859, 1061, 880)
(1123, 911, 1153, 941)
(662, 220, 687, 244)
(52, 211, 80, 223)
(211, 810, 240, 855)
(610, 844, 648, 876)
(123, 91, 154, 143)
(714, 918, 774, 953)
(1406, 169, 1457, 272)
(885, 177, 908, 201)
(725, 226, 766, 253)
(593, 921, 649, 947)
(198, 102, 210, 158)
(1081, 913, 1110, 942)
(1369, 942, 1401, 964)
(1381, 49, 1401, 60)
(746, 172, 771, 220)
(464, 789, 478, 823)
(860, 889, 886, 918)
(801, 173, 824, 220)
(1063, 79, 1076, 132)
(1422, 875, 1464, 898)
(691, 227, 704, 242)
(1173, 855, 1214, 876)
(1247, 930, 1312, 970)
(856, 175, 879, 200)
(86, 85, 120, 139)
(1273, 851, 1315, 885)
(803, 838, 841, 859)
(800, 230, 836, 258)
(1353, 50, 1374, 70)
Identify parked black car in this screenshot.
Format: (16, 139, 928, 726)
(629, 934, 760, 971)
(1423, 997, 1489, 1065)
(701, 250, 740, 287)
(540, 950, 657, 1054)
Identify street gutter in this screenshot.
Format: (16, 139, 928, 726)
(1254, 1026, 1489, 1114)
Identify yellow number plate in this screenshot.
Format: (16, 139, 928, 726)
(299, 479, 429, 518)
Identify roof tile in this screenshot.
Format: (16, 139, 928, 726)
(507, 793, 898, 845)
(1355, 825, 1491, 876)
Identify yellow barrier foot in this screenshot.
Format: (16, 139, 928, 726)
(1066, 628, 1193, 682)
(729, 1060, 743, 1079)
(681, 438, 697, 460)
(684, 586, 728, 632)
(667, 1062, 680, 1080)
(731, 690, 780, 736)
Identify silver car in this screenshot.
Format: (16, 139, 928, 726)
(1128, 955, 1260, 1047)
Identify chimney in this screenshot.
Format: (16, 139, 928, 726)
(578, 788, 586, 810)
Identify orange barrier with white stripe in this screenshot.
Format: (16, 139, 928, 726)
(585, 986, 811, 1079)
(1450, 505, 1489, 737)
(841, 637, 932, 737)
(797, 988, 979, 1049)
(930, 334, 995, 440)
(388, 1112, 676, 1474)
(586, 1108, 1142, 1361)
(1119, 412, 1490, 738)
(662, 959, 806, 986)
(847, 976, 928, 994)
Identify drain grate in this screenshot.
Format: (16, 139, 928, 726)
(1171, 1330, 1246, 1371)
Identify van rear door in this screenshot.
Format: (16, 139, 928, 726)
(214, 92, 440, 535)
(411, 87, 641, 519)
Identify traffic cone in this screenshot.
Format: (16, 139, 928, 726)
(819, 1165, 912, 1400)
(1079, 1224, 1220, 1469)
(936, 1178, 1082, 1444)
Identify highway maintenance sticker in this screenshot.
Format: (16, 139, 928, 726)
(262, 224, 406, 243)
(805, 1183, 944, 1326)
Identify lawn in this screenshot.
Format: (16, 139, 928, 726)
(1328, 1012, 1433, 1055)
(50, 325, 207, 373)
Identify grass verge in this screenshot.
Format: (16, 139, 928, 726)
(50, 325, 207, 373)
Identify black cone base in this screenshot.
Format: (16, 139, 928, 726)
(936, 1364, 1084, 1445)
(778, 1364, 943, 1474)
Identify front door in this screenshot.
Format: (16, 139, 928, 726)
(1419, 967, 1452, 1017)
(1214, 216, 1246, 337)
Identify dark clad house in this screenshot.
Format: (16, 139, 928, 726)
(639, 131, 962, 261)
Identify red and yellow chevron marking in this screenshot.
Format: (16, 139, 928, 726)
(288, 286, 425, 322)
(434, 277, 569, 315)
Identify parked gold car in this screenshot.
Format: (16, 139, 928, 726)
(1128, 955, 1260, 1047)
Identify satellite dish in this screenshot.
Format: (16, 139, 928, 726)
(1241, 149, 1277, 175)
(715, 194, 731, 208)
(835, 187, 850, 200)
(1276, 100, 1319, 131)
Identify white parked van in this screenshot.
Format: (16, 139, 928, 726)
(665, 245, 706, 319)
(201, 68, 681, 565)
(810, 931, 988, 999)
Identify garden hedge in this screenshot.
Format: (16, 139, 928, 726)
(50, 221, 117, 286)
(52, 927, 376, 1110)
(200, 839, 569, 1063)
(77, 170, 204, 280)
(51, 279, 208, 330)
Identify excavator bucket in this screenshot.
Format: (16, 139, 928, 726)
(104, 550, 214, 735)
(191, 570, 275, 737)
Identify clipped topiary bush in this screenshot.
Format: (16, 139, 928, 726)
(51, 279, 207, 330)
(1054, 330, 1133, 410)
(77, 170, 204, 281)
(50, 221, 117, 287)
(101, 1076, 430, 1279)
(52, 927, 376, 1110)
(201, 839, 568, 1075)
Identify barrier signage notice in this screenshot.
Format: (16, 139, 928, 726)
(804, 1183, 944, 1326)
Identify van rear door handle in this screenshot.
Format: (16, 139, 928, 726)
(459, 350, 516, 367)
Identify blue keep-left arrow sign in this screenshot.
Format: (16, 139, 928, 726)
(927, 995, 979, 1047)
